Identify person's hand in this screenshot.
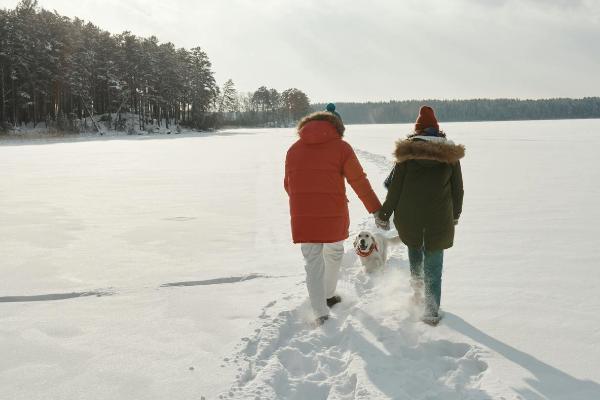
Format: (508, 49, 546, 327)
(454, 218, 459, 226)
(374, 210, 390, 231)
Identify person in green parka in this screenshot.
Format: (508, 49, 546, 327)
(377, 106, 465, 326)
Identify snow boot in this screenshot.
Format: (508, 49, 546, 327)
(326, 295, 342, 308)
(421, 313, 442, 326)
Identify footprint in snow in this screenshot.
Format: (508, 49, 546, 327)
(354, 148, 395, 172)
(223, 239, 491, 400)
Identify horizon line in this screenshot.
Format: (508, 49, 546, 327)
(310, 96, 600, 105)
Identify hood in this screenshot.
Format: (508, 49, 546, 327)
(299, 120, 342, 145)
(395, 136, 465, 163)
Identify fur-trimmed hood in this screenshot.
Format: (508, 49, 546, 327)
(297, 111, 345, 136)
(395, 136, 465, 164)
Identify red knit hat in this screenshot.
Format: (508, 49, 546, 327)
(415, 106, 439, 132)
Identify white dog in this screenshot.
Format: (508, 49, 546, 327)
(353, 230, 401, 272)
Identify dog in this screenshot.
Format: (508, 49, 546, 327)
(353, 230, 402, 272)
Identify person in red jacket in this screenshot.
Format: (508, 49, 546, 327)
(284, 104, 385, 325)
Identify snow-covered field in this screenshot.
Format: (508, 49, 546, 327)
(1, 119, 599, 400)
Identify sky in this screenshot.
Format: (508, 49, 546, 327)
(2, 0, 599, 102)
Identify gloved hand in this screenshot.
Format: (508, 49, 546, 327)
(374, 210, 390, 231)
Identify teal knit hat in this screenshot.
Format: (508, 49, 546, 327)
(326, 103, 342, 120)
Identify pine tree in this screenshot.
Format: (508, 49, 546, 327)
(282, 88, 311, 123)
(218, 79, 238, 113)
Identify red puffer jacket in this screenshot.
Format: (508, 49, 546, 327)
(285, 120, 381, 243)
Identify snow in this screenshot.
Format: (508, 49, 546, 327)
(2, 113, 194, 140)
(1, 119, 600, 399)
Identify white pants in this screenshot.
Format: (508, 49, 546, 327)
(300, 241, 344, 318)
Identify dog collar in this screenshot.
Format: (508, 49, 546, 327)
(356, 242, 378, 258)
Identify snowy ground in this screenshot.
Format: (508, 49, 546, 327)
(1, 113, 201, 141)
(1, 119, 599, 399)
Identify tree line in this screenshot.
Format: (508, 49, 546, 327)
(4, 1, 595, 135)
(233, 85, 311, 128)
(314, 98, 600, 125)
(0, 0, 311, 133)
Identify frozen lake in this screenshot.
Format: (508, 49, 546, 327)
(1, 119, 599, 399)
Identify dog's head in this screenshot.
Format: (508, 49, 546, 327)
(353, 231, 375, 252)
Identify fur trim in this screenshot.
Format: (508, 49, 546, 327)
(395, 138, 465, 163)
(297, 111, 345, 136)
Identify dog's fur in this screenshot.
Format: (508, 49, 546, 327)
(353, 230, 402, 273)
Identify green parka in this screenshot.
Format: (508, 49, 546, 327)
(379, 136, 465, 250)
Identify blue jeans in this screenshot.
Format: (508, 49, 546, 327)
(408, 246, 444, 316)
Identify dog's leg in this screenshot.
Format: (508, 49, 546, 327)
(377, 245, 387, 268)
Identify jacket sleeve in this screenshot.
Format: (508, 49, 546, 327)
(383, 167, 395, 189)
(378, 162, 406, 221)
(342, 146, 382, 213)
(451, 161, 464, 219)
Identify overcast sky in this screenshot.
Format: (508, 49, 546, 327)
(2, 0, 599, 102)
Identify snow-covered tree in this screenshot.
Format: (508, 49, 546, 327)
(218, 79, 239, 113)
